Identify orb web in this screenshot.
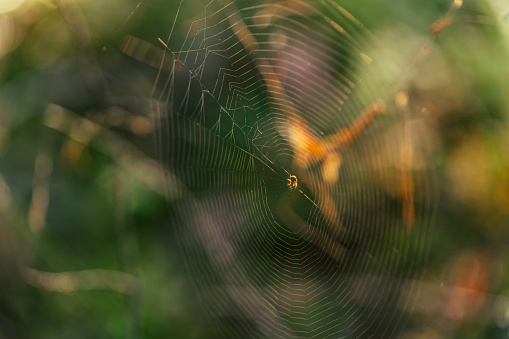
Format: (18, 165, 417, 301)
(144, 0, 438, 337)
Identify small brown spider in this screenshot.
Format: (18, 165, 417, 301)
(288, 175, 298, 189)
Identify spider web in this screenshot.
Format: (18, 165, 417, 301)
(134, 0, 438, 337)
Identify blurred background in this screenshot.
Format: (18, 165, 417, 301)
(1, 0, 509, 338)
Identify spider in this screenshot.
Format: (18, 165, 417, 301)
(288, 174, 298, 189)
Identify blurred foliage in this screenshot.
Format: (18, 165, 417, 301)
(0, 0, 509, 338)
